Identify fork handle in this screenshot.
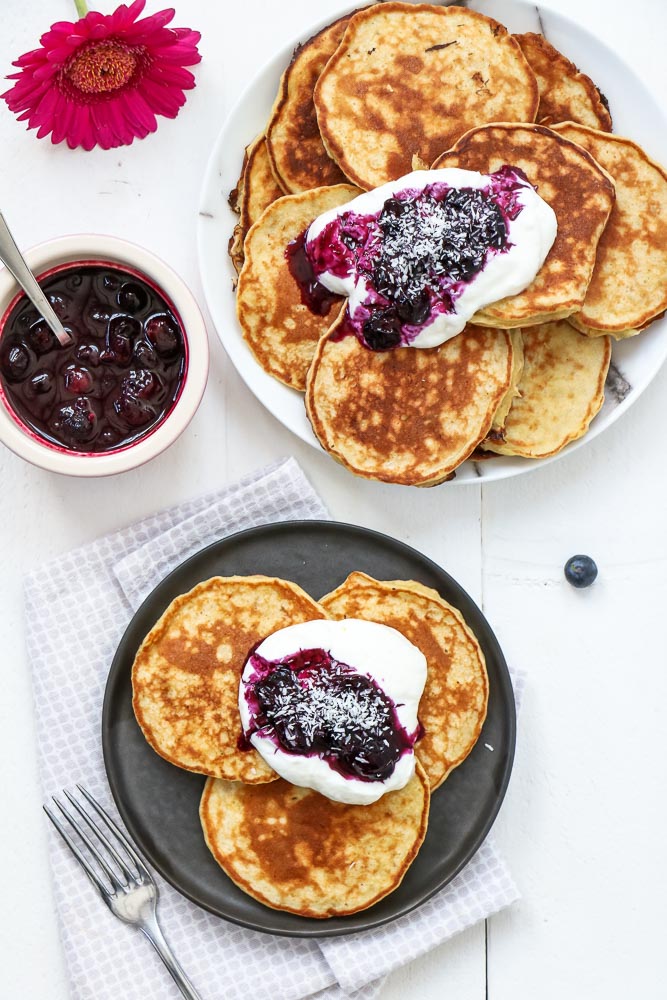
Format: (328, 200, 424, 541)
(140, 918, 202, 1000)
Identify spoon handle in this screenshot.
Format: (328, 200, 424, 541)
(0, 212, 70, 346)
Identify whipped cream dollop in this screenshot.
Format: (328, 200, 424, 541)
(238, 618, 427, 805)
(304, 166, 557, 350)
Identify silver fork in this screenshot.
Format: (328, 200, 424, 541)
(44, 785, 202, 1000)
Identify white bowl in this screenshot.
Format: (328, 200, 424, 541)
(0, 235, 208, 476)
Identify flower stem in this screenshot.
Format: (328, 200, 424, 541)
(73, 0, 89, 18)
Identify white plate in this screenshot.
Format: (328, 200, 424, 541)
(197, 0, 667, 484)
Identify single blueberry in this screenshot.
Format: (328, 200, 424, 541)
(395, 288, 431, 326)
(1, 341, 31, 382)
(102, 273, 121, 292)
(133, 338, 159, 368)
(30, 370, 53, 395)
(52, 398, 98, 444)
(144, 313, 181, 357)
(99, 428, 118, 447)
(564, 554, 598, 589)
(85, 299, 112, 329)
(26, 320, 57, 356)
(76, 343, 100, 367)
(16, 307, 39, 332)
(381, 197, 411, 220)
(112, 392, 154, 428)
(102, 315, 139, 365)
(47, 293, 68, 320)
(121, 368, 161, 400)
(362, 309, 402, 351)
(118, 282, 148, 314)
(63, 365, 94, 395)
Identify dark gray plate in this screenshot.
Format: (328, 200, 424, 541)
(102, 520, 515, 937)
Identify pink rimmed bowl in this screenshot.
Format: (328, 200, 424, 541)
(0, 235, 209, 477)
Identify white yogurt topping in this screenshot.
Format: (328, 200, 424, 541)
(306, 168, 557, 348)
(238, 618, 427, 805)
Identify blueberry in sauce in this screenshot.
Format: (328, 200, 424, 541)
(51, 397, 98, 445)
(564, 554, 598, 589)
(246, 647, 413, 782)
(285, 230, 341, 316)
(47, 293, 68, 320)
(26, 320, 58, 356)
(133, 338, 158, 367)
(395, 287, 431, 326)
(111, 392, 155, 428)
(102, 272, 121, 292)
(1, 341, 31, 382)
(145, 313, 182, 358)
(102, 314, 141, 366)
(76, 342, 101, 367)
(0, 264, 185, 453)
(63, 365, 94, 395)
(84, 299, 112, 332)
(362, 309, 403, 351)
(29, 371, 53, 396)
(117, 281, 148, 314)
(121, 368, 162, 400)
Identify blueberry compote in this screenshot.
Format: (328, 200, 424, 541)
(245, 647, 413, 782)
(0, 264, 185, 452)
(285, 231, 340, 316)
(302, 165, 531, 350)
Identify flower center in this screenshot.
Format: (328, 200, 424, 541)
(65, 40, 139, 94)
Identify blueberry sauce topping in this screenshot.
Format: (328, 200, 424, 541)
(285, 230, 340, 316)
(0, 264, 185, 452)
(301, 165, 530, 350)
(244, 647, 414, 782)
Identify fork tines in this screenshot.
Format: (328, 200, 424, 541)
(44, 784, 148, 895)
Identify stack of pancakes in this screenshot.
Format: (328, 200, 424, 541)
(132, 572, 488, 917)
(230, 3, 667, 484)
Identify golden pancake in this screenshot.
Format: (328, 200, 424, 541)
(132, 576, 327, 783)
(552, 122, 667, 338)
(514, 33, 612, 131)
(236, 185, 358, 390)
(491, 328, 524, 432)
(481, 320, 610, 458)
(320, 573, 488, 789)
(306, 318, 514, 485)
(228, 135, 284, 275)
(266, 14, 351, 193)
(314, 3, 538, 190)
(200, 762, 430, 917)
(432, 123, 616, 327)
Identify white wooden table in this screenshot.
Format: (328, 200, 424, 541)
(1, 1, 666, 997)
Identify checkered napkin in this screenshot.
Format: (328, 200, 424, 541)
(24, 457, 520, 1000)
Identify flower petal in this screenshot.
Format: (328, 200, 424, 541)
(103, 96, 136, 145)
(122, 88, 157, 132)
(67, 103, 91, 148)
(147, 42, 202, 65)
(90, 104, 116, 149)
(51, 95, 76, 145)
(138, 77, 184, 116)
(146, 64, 196, 88)
(123, 8, 176, 40)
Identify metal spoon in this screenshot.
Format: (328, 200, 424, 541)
(0, 211, 71, 346)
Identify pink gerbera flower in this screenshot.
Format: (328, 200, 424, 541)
(2, 0, 201, 150)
